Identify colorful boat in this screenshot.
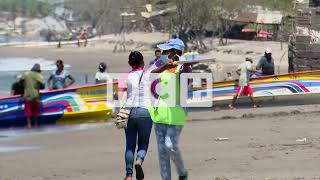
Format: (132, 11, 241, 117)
(1, 70, 320, 128)
(0, 83, 114, 128)
(190, 70, 320, 105)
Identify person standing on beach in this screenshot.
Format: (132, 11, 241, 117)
(23, 64, 45, 128)
(11, 74, 24, 96)
(224, 72, 234, 81)
(288, 35, 295, 73)
(47, 60, 75, 90)
(256, 47, 275, 76)
(121, 51, 153, 180)
(229, 58, 258, 109)
(148, 38, 191, 180)
(149, 49, 162, 67)
(95, 62, 111, 84)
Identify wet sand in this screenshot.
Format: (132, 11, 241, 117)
(1, 104, 320, 180)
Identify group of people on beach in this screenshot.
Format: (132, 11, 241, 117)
(8, 35, 276, 179)
(10, 57, 112, 129)
(10, 59, 76, 128)
(117, 39, 276, 180)
(229, 47, 275, 109)
(48, 26, 102, 48)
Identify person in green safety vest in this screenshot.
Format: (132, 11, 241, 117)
(149, 38, 191, 180)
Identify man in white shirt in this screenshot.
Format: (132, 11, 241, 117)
(229, 58, 258, 109)
(95, 62, 111, 84)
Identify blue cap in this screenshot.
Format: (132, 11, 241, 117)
(157, 38, 185, 51)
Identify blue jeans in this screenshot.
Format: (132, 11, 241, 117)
(125, 107, 153, 177)
(251, 72, 264, 77)
(155, 124, 187, 180)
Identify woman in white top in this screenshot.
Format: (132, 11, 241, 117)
(122, 51, 152, 180)
(95, 62, 111, 84)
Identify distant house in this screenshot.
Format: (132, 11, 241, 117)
(233, 10, 283, 25)
(139, 3, 177, 32)
(229, 10, 283, 40)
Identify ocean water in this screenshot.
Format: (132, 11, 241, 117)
(0, 57, 95, 96)
(0, 57, 71, 72)
(0, 123, 112, 140)
(0, 122, 113, 153)
(0, 35, 44, 43)
(0, 146, 40, 153)
(0, 57, 108, 152)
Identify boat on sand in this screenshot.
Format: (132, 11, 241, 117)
(1, 70, 320, 128)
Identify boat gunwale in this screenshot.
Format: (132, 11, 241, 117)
(0, 82, 117, 100)
(214, 70, 320, 84)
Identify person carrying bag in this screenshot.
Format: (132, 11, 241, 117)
(115, 51, 153, 180)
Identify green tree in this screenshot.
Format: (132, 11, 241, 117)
(249, 0, 294, 14)
(173, 0, 248, 47)
(38, 0, 51, 17)
(0, 0, 52, 17)
(173, 0, 294, 46)
(25, 0, 38, 17)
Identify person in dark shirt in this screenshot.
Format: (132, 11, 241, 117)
(148, 49, 161, 67)
(11, 74, 24, 96)
(256, 47, 275, 76)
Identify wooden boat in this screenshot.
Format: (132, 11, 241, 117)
(0, 83, 114, 128)
(190, 70, 320, 105)
(1, 70, 320, 128)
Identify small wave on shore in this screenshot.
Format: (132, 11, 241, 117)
(0, 122, 113, 142)
(0, 57, 70, 72)
(0, 146, 41, 153)
(0, 35, 45, 44)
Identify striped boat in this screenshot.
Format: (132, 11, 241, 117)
(190, 70, 320, 105)
(0, 83, 114, 128)
(1, 70, 320, 128)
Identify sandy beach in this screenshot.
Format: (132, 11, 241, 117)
(1, 104, 320, 180)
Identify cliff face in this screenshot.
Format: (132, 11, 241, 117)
(0, 15, 68, 40)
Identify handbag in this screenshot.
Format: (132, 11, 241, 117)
(115, 108, 131, 129)
(115, 71, 144, 129)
